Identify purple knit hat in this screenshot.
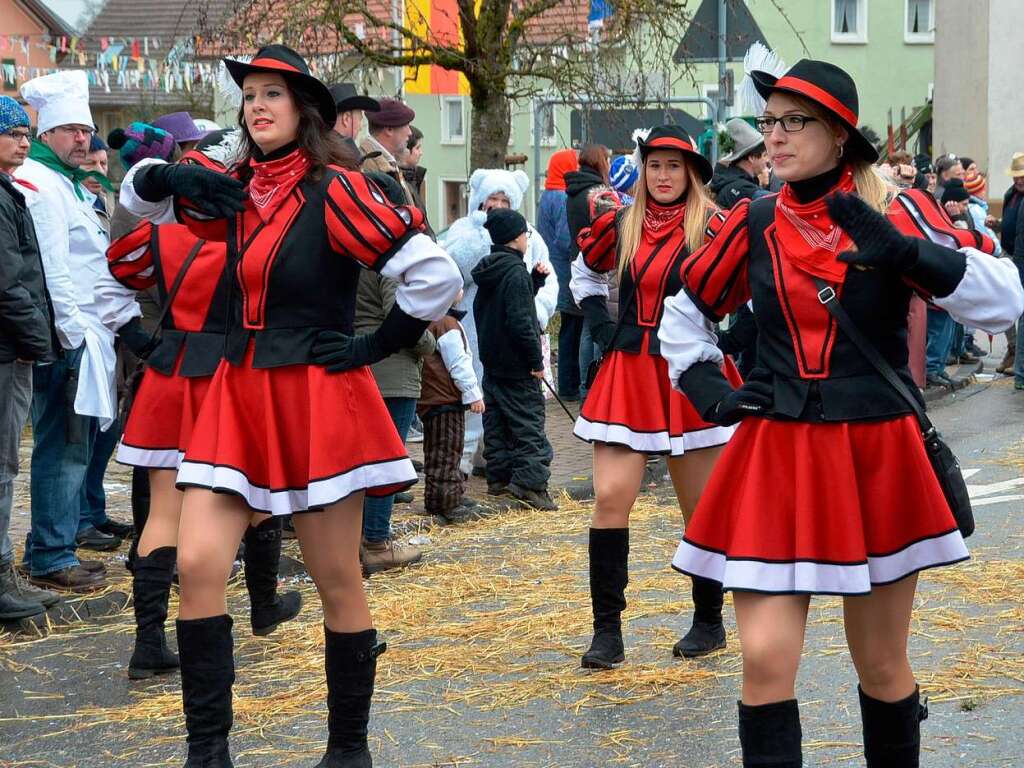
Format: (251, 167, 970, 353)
(152, 111, 205, 144)
(107, 122, 176, 169)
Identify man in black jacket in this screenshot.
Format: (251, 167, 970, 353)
(472, 208, 556, 511)
(0, 97, 59, 619)
(1003, 153, 1024, 387)
(709, 118, 769, 209)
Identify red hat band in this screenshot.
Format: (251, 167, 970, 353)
(248, 58, 302, 74)
(646, 136, 696, 154)
(774, 75, 858, 128)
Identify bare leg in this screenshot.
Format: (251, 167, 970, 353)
(733, 592, 810, 704)
(292, 494, 369, 632)
(590, 444, 647, 528)
(136, 469, 182, 557)
(666, 444, 724, 525)
(176, 488, 250, 620)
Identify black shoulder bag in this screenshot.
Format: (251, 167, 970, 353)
(118, 239, 204, 422)
(812, 277, 974, 538)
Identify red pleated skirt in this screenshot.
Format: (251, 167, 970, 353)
(574, 341, 742, 456)
(672, 415, 969, 595)
(175, 345, 416, 515)
(117, 363, 212, 470)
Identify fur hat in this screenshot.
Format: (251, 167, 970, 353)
(467, 168, 530, 212)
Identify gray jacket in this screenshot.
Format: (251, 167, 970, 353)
(354, 269, 436, 399)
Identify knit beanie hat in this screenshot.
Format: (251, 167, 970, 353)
(963, 170, 986, 199)
(0, 96, 30, 134)
(484, 208, 528, 245)
(108, 122, 176, 170)
(941, 178, 970, 204)
(545, 148, 578, 191)
(609, 155, 638, 194)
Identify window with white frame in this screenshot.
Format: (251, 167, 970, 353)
(531, 100, 557, 147)
(441, 96, 465, 145)
(905, 0, 934, 43)
(831, 0, 867, 44)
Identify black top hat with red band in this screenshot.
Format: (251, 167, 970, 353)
(637, 125, 714, 183)
(224, 45, 336, 126)
(751, 59, 879, 163)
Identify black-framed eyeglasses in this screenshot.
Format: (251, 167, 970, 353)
(2, 129, 31, 143)
(755, 115, 819, 134)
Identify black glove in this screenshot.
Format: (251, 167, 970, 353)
(679, 361, 773, 427)
(311, 305, 429, 373)
(825, 192, 917, 272)
(531, 266, 547, 296)
(579, 295, 616, 352)
(134, 163, 247, 218)
(118, 317, 158, 358)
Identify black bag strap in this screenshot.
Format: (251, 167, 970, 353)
(140, 239, 204, 354)
(811, 275, 935, 437)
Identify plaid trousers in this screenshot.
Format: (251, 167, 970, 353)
(422, 408, 466, 515)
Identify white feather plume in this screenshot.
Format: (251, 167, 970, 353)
(631, 127, 652, 169)
(216, 58, 249, 108)
(738, 42, 787, 116)
(201, 129, 244, 171)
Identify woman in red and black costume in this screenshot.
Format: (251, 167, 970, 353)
(658, 60, 1023, 767)
(126, 45, 461, 768)
(106, 137, 303, 683)
(569, 125, 743, 669)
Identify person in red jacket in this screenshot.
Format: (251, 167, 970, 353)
(570, 125, 743, 669)
(659, 59, 1021, 768)
(125, 45, 461, 767)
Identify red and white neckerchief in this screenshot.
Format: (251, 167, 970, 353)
(773, 167, 856, 282)
(643, 200, 686, 238)
(247, 148, 311, 223)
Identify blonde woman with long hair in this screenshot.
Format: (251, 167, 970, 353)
(570, 125, 743, 669)
(659, 60, 1021, 767)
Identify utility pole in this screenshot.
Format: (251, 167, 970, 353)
(717, 0, 727, 126)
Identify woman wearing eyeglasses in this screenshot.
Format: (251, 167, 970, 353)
(659, 60, 1023, 767)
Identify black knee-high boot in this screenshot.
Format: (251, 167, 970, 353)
(127, 466, 151, 572)
(243, 518, 302, 636)
(860, 685, 927, 767)
(673, 575, 727, 658)
(738, 699, 803, 767)
(581, 528, 628, 669)
(178, 615, 234, 767)
(316, 628, 386, 768)
(129, 546, 180, 679)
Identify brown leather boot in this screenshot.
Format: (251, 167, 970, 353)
(996, 346, 1015, 374)
(360, 537, 422, 575)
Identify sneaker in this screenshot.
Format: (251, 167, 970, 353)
(966, 341, 988, 358)
(28, 566, 105, 593)
(361, 537, 423, 575)
(996, 349, 1015, 374)
(407, 416, 424, 444)
(96, 518, 134, 538)
(958, 352, 981, 364)
(394, 491, 414, 504)
(926, 372, 953, 390)
(0, 565, 47, 620)
(508, 483, 558, 511)
(75, 527, 121, 552)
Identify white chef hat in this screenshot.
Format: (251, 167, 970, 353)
(20, 70, 94, 136)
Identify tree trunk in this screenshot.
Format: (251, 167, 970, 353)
(469, 83, 511, 172)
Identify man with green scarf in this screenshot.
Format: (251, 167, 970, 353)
(15, 71, 138, 592)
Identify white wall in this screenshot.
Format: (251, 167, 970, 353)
(987, 0, 1024, 190)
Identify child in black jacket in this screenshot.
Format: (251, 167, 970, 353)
(471, 209, 556, 510)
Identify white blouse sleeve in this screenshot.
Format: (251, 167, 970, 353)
(570, 254, 609, 303)
(119, 158, 177, 224)
(380, 233, 463, 321)
(932, 247, 1024, 333)
(658, 290, 725, 393)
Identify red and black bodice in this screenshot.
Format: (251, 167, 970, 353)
(579, 202, 693, 356)
(682, 168, 994, 422)
(108, 221, 230, 377)
(178, 145, 425, 368)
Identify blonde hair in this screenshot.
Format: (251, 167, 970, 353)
(785, 93, 893, 213)
(617, 158, 715, 281)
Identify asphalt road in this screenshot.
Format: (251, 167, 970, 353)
(1, 374, 1022, 768)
